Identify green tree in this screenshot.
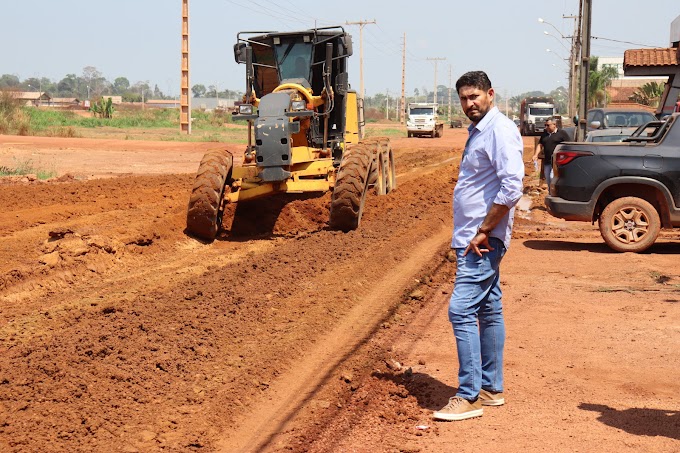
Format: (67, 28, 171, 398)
(23, 77, 42, 92)
(91, 96, 114, 118)
(509, 95, 522, 112)
(588, 57, 618, 108)
(192, 84, 206, 98)
(57, 74, 78, 96)
(629, 81, 665, 107)
(113, 77, 130, 94)
(0, 74, 20, 89)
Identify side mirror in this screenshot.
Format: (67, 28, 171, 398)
(342, 35, 353, 57)
(234, 43, 247, 64)
(335, 72, 349, 95)
(572, 115, 578, 124)
(589, 120, 601, 129)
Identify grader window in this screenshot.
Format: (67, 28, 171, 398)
(252, 44, 278, 97)
(275, 40, 313, 82)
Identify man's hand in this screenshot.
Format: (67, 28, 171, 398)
(464, 231, 495, 257)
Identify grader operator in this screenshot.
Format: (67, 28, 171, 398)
(186, 26, 396, 240)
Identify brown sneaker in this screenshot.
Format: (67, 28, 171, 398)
(479, 388, 505, 406)
(433, 396, 483, 421)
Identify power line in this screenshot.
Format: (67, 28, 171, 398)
(592, 35, 658, 48)
(224, 0, 300, 28)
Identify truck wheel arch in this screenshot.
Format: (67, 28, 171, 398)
(593, 178, 673, 227)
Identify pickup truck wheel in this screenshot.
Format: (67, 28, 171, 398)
(599, 197, 660, 253)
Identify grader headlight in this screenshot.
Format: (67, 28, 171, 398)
(291, 100, 306, 111)
(239, 104, 254, 115)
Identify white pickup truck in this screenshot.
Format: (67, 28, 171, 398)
(407, 103, 444, 138)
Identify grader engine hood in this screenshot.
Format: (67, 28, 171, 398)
(254, 92, 298, 182)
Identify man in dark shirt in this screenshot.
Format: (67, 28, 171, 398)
(532, 118, 570, 187)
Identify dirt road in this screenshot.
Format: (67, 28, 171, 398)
(0, 129, 678, 452)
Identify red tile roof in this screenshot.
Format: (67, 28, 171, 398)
(608, 86, 638, 103)
(624, 48, 679, 67)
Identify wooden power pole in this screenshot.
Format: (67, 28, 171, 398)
(448, 65, 452, 122)
(576, 0, 591, 142)
(400, 33, 406, 124)
(345, 19, 376, 100)
(426, 57, 446, 105)
(180, 0, 191, 134)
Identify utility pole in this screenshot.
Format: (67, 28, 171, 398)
(180, 0, 191, 133)
(345, 19, 376, 100)
(504, 89, 509, 116)
(400, 33, 406, 124)
(576, 0, 591, 142)
(564, 14, 579, 121)
(426, 57, 446, 105)
(385, 88, 389, 120)
(448, 65, 452, 121)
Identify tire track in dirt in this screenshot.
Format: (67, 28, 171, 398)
(0, 138, 461, 451)
(216, 225, 451, 452)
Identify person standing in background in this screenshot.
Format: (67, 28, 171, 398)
(532, 118, 570, 187)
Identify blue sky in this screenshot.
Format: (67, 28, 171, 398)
(2, 0, 678, 98)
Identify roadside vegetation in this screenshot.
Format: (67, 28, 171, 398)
(1, 96, 406, 143)
(0, 93, 254, 142)
(0, 158, 57, 179)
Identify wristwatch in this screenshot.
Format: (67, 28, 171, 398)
(477, 226, 491, 235)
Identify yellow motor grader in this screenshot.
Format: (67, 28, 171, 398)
(186, 26, 396, 240)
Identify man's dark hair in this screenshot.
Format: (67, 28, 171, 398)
(456, 71, 492, 93)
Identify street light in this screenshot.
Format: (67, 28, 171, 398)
(543, 31, 571, 53)
(87, 85, 90, 99)
(538, 17, 566, 39)
(546, 49, 569, 68)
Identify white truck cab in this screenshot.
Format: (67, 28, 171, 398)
(407, 103, 444, 138)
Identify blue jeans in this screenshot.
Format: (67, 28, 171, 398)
(448, 237, 506, 400)
(543, 163, 553, 187)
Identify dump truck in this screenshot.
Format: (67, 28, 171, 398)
(519, 97, 556, 136)
(406, 103, 444, 138)
(185, 26, 396, 240)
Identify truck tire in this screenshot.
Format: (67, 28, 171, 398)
(598, 197, 660, 253)
(329, 144, 373, 232)
(186, 149, 233, 240)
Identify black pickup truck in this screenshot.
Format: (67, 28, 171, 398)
(545, 113, 680, 253)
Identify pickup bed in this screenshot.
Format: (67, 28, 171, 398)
(545, 113, 680, 252)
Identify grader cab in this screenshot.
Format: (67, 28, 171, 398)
(186, 26, 396, 240)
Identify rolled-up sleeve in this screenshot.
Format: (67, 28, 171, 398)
(491, 123, 524, 208)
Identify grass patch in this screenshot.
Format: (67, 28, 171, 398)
(364, 127, 404, 138)
(0, 158, 57, 179)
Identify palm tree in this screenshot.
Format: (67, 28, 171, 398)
(509, 95, 522, 112)
(588, 57, 618, 108)
(629, 81, 665, 107)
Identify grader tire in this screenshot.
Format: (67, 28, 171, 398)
(373, 148, 388, 196)
(186, 149, 233, 240)
(384, 142, 397, 193)
(329, 144, 374, 232)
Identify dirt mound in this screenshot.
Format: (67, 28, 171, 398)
(224, 193, 331, 238)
